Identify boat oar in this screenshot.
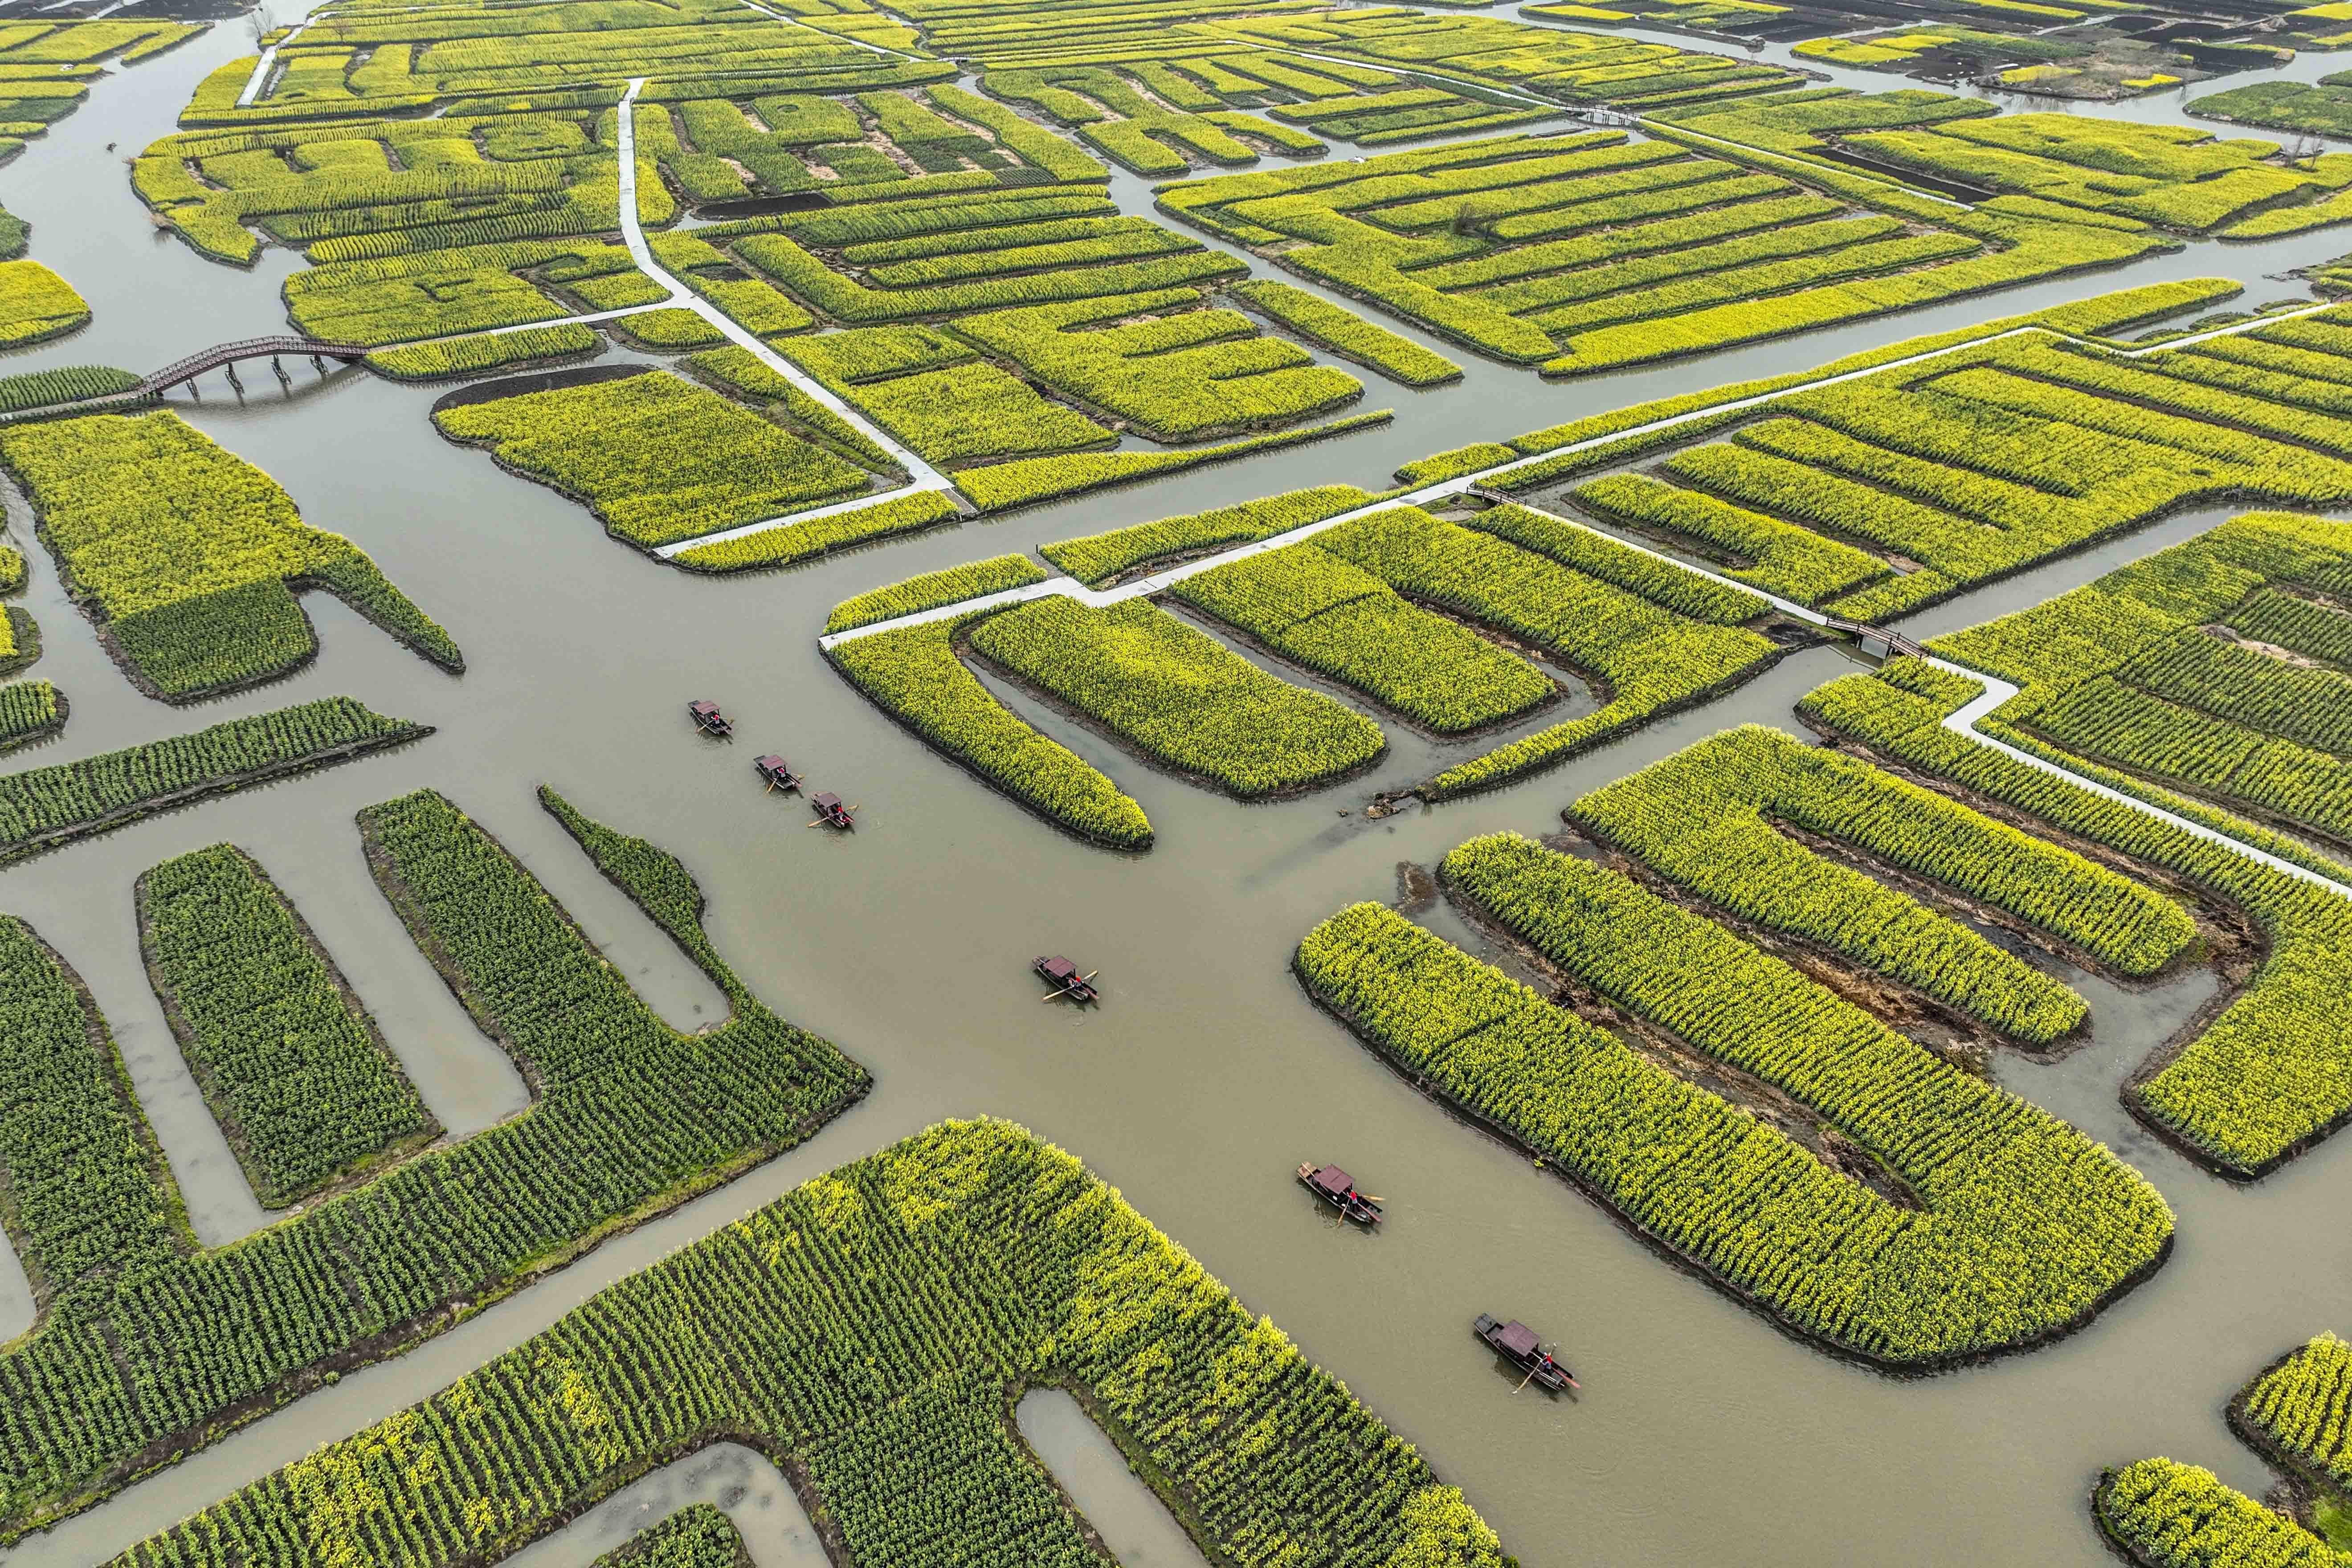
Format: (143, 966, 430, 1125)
(1513, 1366, 1538, 1394)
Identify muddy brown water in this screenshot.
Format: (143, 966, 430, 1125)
(1, 21, 2350, 1566)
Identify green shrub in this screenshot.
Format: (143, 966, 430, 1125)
(829, 612, 1152, 847)
(139, 845, 439, 1209)
(433, 371, 870, 548)
(1299, 832, 2171, 1365)
(969, 596, 1384, 796)
(1172, 542, 1554, 732)
(0, 411, 459, 697)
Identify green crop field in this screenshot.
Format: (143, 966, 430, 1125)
(1298, 830, 2171, 1366)
(1160, 95, 2164, 376)
(138, 845, 440, 1208)
(0, 784, 866, 1537)
(0, 412, 459, 698)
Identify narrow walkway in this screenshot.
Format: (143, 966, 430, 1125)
(615, 78, 957, 526)
(814, 313, 2352, 899)
(236, 20, 306, 108)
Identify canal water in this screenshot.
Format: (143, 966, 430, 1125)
(0, 14, 2348, 1566)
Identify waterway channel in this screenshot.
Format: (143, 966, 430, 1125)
(0, 15, 2348, 1566)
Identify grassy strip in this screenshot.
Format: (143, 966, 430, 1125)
(0, 411, 460, 698)
(1171, 542, 1554, 732)
(365, 322, 602, 382)
(1464, 500, 1767, 624)
(1230, 279, 1462, 388)
(1572, 726, 2192, 1041)
(0, 364, 139, 414)
(955, 411, 1389, 512)
(969, 596, 1383, 796)
(950, 290, 1363, 442)
(669, 490, 961, 574)
(1041, 484, 1372, 586)
(0, 697, 426, 866)
(137, 844, 439, 1209)
(433, 371, 870, 549)
(1299, 833, 2170, 1366)
(829, 611, 1152, 848)
(827, 554, 1046, 634)
(1311, 507, 1776, 797)
(1801, 654, 2352, 1178)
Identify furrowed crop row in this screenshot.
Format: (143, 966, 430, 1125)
(0, 781, 867, 1538)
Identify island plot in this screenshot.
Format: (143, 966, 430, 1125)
(0, 412, 461, 700)
(1294, 805, 2176, 1369)
(0, 788, 867, 1539)
(2099, 1330, 2352, 1565)
(1808, 514, 2352, 1177)
(824, 494, 1790, 847)
(108, 1119, 1507, 1568)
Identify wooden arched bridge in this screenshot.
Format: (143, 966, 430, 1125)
(135, 335, 365, 398)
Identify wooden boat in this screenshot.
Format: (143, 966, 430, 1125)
(1473, 1315, 1576, 1392)
(753, 755, 801, 793)
(1035, 955, 1099, 1003)
(808, 792, 856, 829)
(688, 699, 732, 738)
(1297, 1163, 1380, 1225)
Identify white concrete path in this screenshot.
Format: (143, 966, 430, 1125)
(236, 19, 306, 107)
(612, 78, 958, 553)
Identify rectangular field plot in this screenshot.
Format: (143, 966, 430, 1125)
(823, 492, 1791, 843)
(115, 1119, 1506, 1568)
(1157, 94, 2165, 375)
(1528, 318, 2352, 620)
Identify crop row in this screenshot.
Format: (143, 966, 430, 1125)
(2126, 631, 2352, 760)
(0, 410, 460, 696)
(1171, 541, 1555, 732)
(0, 782, 867, 1537)
(682, 345, 894, 469)
(1801, 624, 2352, 1177)
(1298, 829, 2170, 1365)
(1463, 501, 1765, 623)
(949, 410, 1391, 511)
(0, 678, 59, 750)
(2094, 1456, 2333, 1567)
(365, 322, 601, 381)
(1041, 484, 1372, 586)
(0, 260, 88, 349)
(969, 596, 1384, 796)
(138, 844, 438, 1209)
(113, 1118, 1502, 1568)
(828, 612, 1153, 846)
(837, 360, 1112, 466)
(1310, 506, 1776, 796)
(1229, 279, 1460, 387)
(1566, 471, 1884, 605)
(1572, 726, 2192, 1042)
(432, 371, 872, 548)
(670, 490, 962, 573)
(0, 696, 425, 866)
(826, 553, 1045, 634)
(949, 290, 1364, 440)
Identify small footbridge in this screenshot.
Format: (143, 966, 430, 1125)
(135, 336, 366, 397)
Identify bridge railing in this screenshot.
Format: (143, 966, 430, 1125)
(137, 336, 365, 394)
